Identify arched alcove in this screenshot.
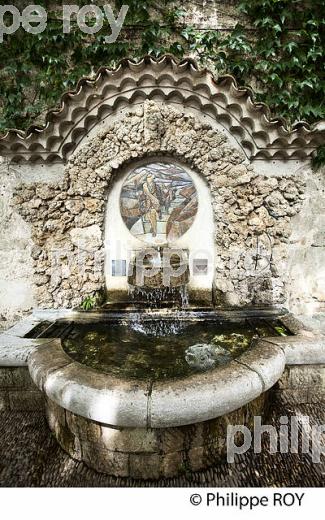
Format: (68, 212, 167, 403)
(1, 56, 323, 314)
(8, 100, 307, 309)
(105, 157, 215, 303)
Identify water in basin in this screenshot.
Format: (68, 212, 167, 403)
(61, 318, 285, 381)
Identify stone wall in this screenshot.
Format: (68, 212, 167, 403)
(0, 366, 44, 411)
(0, 157, 34, 328)
(0, 27, 323, 318)
(46, 391, 269, 479)
(173, 0, 244, 30)
(276, 364, 325, 405)
(11, 101, 305, 309)
(287, 167, 325, 314)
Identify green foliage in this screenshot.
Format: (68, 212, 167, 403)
(80, 287, 106, 310)
(0, 0, 324, 133)
(274, 325, 288, 337)
(182, 0, 324, 124)
(80, 295, 97, 311)
(312, 146, 325, 171)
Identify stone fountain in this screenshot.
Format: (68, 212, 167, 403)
(127, 247, 190, 306)
(0, 56, 324, 480)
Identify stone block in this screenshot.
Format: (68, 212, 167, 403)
(161, 451, 184, 478)
(129, 453, 161, 480)
(160, 427, 186, 453)
(197, 419, 226, 449)
(57, 429, 82, 462)
(278, 365, 325, 389)
(100, 426, 159, 454)
(66, 411, 102, 443)
(11, 367, 37, 388)
(187, 446, 206, 472)
(276, 388, 325, 405)
(82, 443, 129, 478)
(69, 225, 102, 252)
(46, 397, 66, 427)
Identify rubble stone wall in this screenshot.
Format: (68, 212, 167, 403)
(11, 101, 306, 309)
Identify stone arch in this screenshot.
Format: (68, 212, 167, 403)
(14, 100, 306, 308)
(104, 154, 215, 303)
(0, 56, 323, 164)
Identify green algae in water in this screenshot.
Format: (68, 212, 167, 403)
(62, 319, 270, 381)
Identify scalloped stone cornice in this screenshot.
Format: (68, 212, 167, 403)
(0, 55, 323, 164)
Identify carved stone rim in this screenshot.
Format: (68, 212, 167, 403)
(2, 310, 324, 428)
(25, 315, 325, 428)
(0, 55, 323, 164)
(27, 338, 284, 427)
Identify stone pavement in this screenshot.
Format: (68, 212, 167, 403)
(0, 397, 324, 487)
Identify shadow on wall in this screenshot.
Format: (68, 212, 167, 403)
(0, 158, 34, 327)
(286, 166, 325, 315)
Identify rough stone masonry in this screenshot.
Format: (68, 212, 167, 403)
(12, 101, 306, 309)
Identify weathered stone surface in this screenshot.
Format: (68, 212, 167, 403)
(0, 366, 37, 388)
(275, 364, 325, 404)
(286, 168, 325, 314)
(0, 391, 8, 411)
(0, 334, 54, 366)
(69, 225, 102, 252)
(1, 398, 324, 487)
(82, 443, 130, 478)
(129, 453, 162, 480)
(275, 388, 325, 405)
(0, 367, 44, 411)
(278, 364, 325, 389)
(312, 230, 325, 247)
(0, 370, 13, 387)
(12, 101, 306, 309)
(46, 392, 269, 480)
(0, 157, 34, 323)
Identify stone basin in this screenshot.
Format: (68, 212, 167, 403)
(20, 309, 325, 479)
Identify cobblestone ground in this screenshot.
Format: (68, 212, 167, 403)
(0, 397, 324, 487)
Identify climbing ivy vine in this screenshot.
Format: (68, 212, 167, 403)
(0, 0, 324, 147)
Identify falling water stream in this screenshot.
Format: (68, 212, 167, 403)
(127, 283, 189, 335)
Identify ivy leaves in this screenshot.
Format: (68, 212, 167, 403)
(0, 0, 324, 135)
(183, 0, 324, 126)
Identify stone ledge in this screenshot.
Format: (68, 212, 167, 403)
(149, 360, 265, 428)
(28, 337, 283, 428)
(0, 335, 58, 366)
(263, 335, 325, 365)
(4, 317, 44, 338)
(235, 340, 285, 391)
(2, 310, 324, 427)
